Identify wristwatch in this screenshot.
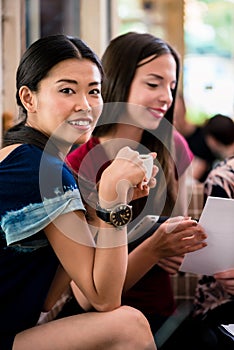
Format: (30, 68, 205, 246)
(96, 202, 133, 228)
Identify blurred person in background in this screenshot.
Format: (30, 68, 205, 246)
(186, 114, 234, 182)
(174, 95, 234, 183)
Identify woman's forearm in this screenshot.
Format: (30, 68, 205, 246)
(93, 224, 128, 310)
(123, 238, 158, 292)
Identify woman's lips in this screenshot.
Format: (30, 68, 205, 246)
(148, 107, 166, 119)
(68, 118, 92, 130)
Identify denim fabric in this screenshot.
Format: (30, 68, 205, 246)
(2, 189, 84, 247)
(0, 144, 85, 248)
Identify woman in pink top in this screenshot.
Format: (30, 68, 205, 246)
(67, 32, 204, 335)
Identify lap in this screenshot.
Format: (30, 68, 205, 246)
(13, 306, 144, 350)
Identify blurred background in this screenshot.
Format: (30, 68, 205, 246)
(1, 0, 234, 144)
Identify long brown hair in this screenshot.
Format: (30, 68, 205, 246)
(93, 32, 180, 216)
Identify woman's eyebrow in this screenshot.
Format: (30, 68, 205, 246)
(56, 78, 78, 85)
(147, 73, 163, 80)
(89, 81, 102, 87)
(56, 79, 101, 86)
(147, 73, 177, 84)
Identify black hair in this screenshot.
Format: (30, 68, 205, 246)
(4, 34, 103, 150)
(203, 114, 234, 145)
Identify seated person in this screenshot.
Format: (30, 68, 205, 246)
(186, 114, 234, 182)
(161, 154, 234, 350)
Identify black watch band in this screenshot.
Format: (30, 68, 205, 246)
(96, 202, 132, 228)
(96, 203, 112, 223)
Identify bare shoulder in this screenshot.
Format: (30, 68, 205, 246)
(0, 144, 22, 162)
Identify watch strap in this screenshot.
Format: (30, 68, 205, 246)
(96, 202, 132, 227)
(96, 203, 112, 223)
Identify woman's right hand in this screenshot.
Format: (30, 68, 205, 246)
(98, 147, 156, 207)
(148, 216, 207, 259)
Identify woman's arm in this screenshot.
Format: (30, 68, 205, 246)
(45, 147, 148, 312)
(45, 211, 128, 311)
(123, 217, 207, 291)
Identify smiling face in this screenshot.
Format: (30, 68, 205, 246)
(20, 58, 103, 149)
(125, 53, 177, 130)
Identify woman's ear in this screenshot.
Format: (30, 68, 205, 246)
(19, 86, 37, 113)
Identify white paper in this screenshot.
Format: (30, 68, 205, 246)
(221, 324, 234, 336)
(180, 196, 234, 275)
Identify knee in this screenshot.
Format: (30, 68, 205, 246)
(116, 306, 157, 349)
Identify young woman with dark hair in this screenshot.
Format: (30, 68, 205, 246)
(0, 34, 158, 350)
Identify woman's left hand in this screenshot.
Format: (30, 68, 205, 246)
(157, 255, 184, 275)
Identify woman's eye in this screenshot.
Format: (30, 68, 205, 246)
(60, 88, 74, 94)
(90, 88, 101, 95)
(147, 83, 158, 88)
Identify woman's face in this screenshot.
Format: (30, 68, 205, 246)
(24, 58, 103, 147)
(126, 53, 177, 130)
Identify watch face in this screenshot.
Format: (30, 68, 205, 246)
(110, 204, 132, 227)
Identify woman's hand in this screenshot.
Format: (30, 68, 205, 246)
(131, 152, 158, 201)
(214, 269, 234, 295)
(147, 216, 207, 260)
(157, 255, 184, 275)
(98, 147, 157, 206)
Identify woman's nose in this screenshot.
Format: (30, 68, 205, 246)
(159, 86, 173, 106)
(75, 95, 91, 112)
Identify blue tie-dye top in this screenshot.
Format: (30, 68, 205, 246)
(0, 144, 85, 343)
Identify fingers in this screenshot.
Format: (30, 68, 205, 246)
(185, 241, 207, 253)
(157, 261, 179, 275)
(149, 152, 157, 160)
(164, 216, 184, 233)
(130, 185, 149, 202)
(164, 217, 198, 234)
(158, 256, 183, 273)
(114, 148, 159, 190)
(161, 255, 184, 265)
(178, 227, 207, 252)
(114, 147, 146, 186)
(160, 219, 207, 256)
(214, 270, 234, 279)
(164, 218, 207, 243)
(148, 176, 157, 188)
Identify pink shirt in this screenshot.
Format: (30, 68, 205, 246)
(66, 132, 193, 317)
